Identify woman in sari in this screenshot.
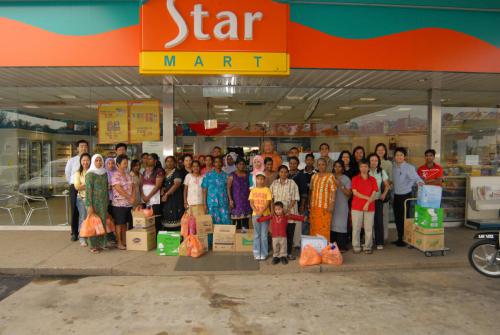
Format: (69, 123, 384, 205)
(85, 154, 109, 253)
(202, 156, 231, 225)
(309, 158, 336, 240)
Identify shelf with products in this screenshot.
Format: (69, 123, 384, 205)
(441, 176, 467, 222)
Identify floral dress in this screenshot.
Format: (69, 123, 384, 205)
(230, 171, 252, 219)
(85, 172, 108, 249)
(202, 170, 231, 225)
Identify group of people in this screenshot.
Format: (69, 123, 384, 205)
(65, 138, 443, 257)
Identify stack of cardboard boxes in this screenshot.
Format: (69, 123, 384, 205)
(404, 185, 444, 251)
(213, 224, 254, 253)
(126, 211, 157, 251)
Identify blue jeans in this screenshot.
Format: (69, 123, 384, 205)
(252, 215, 269, 259)
(76, 197, 87, 244)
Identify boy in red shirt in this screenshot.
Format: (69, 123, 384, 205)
(351, 159, 379, 254)
(258, 202, 304, 265)
(417, 149, 444, 186)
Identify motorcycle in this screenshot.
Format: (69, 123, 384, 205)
(468, 231, 500, 278)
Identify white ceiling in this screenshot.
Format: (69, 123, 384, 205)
(0, 67, 499, 123)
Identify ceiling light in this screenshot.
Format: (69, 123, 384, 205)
(398, 107, 412, 111)
(52, 112, 65, 115)
(376, 114, 387, 117)
(440, 98, 450, 103)
(276, 105, 293, 110)
(223, 108, 236, 112)
(310, 118, 322, 122)
(418, 78, 428, 83)
(57, 95, 77, 99)
(338, 106, 353, 110)
(360, 97, 377, 102)
(86, 104, 98, 109)
(216, 112, 229, 116)
(214, 105, 229, 109)
(23, 105, 39, 109)
(219, 117, 229, 120)
(286, 95, 306, 100)
(323, 113, 336, 116)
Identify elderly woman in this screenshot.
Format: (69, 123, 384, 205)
(85, 154, 109, 253)
(309, 158, 336, 240)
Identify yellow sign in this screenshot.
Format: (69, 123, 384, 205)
(140, 51, 289, 76)
(98, 101, 129, 144)
(129, 100, 161, 143)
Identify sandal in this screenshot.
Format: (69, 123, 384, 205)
(90, 248, 100, 254)
(117, 244, 126, 250)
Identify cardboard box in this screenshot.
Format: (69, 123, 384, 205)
(414, 225, 444, 235)
(417, 185, 442, 209)
(213, 224, 236, 252)
(189, 205, 205, 217)
(132, 211, 156, 229)
(413, 231, 444, 251)
(415, 205, 444, 228)
(404, 218, 415, 245)
(157, 231, 181, 256)
(126, 227, 156, 251)
(235, 229, 254, 253)
(301, 235, 328, 253)
(195, 215, 214, 234)
(196, 233, 209, 251)
(213, 243, 235, 252)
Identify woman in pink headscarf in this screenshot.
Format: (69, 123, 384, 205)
(250, 155, 265, 189)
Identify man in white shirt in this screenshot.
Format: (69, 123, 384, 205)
(64, 140, 89, 241)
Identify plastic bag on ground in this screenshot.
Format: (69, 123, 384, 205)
(321, 243, 343, 265)
(299, 245, 322, 266)
(187, 235, 205, 258)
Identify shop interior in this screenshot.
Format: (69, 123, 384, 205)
(0, 67, 498, 226)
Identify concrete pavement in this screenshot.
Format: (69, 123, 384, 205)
(0, 269, 498, 335)
(0, 227, 475, 277)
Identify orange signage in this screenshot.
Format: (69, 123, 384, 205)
(141, 0, 288, 52)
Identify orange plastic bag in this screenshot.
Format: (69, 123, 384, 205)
(299, 245, 322, 266)
(80, 215, 96, 238)
(321, 243, 343, 265)
(180, 213, 190, 239)
(106, 215, 115, 233)
(89, 215, 106, 236)
(187, 235, 206, 258)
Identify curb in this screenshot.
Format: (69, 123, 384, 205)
(0, 261, 469, 277)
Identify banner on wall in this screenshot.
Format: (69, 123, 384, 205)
(98, 101, 129, 144)
(129, 100, 161, 143)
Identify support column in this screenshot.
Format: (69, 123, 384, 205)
(162, 77, 175, 158)
(428, 89, 442, 163)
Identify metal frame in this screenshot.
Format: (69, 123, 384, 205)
(22, 194, 53, 226)
(0, 193, 28, 225)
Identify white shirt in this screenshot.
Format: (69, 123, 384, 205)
(65, 155, 81, 184)
(184, 173, 204, 206)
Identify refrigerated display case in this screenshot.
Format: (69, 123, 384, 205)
(17, 139, 29, 186)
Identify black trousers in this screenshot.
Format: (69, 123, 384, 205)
(233, 218, 249, 230)
(374, 200, 384, 246)
(286, 222, 296, 255)
(69, 184, 79, 236)
(330, 231, 348, 251)
(393, 193, 412, 241)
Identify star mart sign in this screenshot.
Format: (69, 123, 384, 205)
(140, 0, 289, 76)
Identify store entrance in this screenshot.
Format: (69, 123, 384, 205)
(0, 67, 499, 227)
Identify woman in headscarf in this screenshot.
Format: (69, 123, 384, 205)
(249, 155, 265, 188)
(105, 157, 117, 205)
(223, 152, 238, 175)
(85, 154, 109, 253)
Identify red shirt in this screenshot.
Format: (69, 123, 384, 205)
(417, 163, 443, 184)
(351, 175, 379, 212)
(258, 214, 304, 238)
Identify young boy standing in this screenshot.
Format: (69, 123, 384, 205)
(258, 202, 305, 265)
(249, 173, 272, 260)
